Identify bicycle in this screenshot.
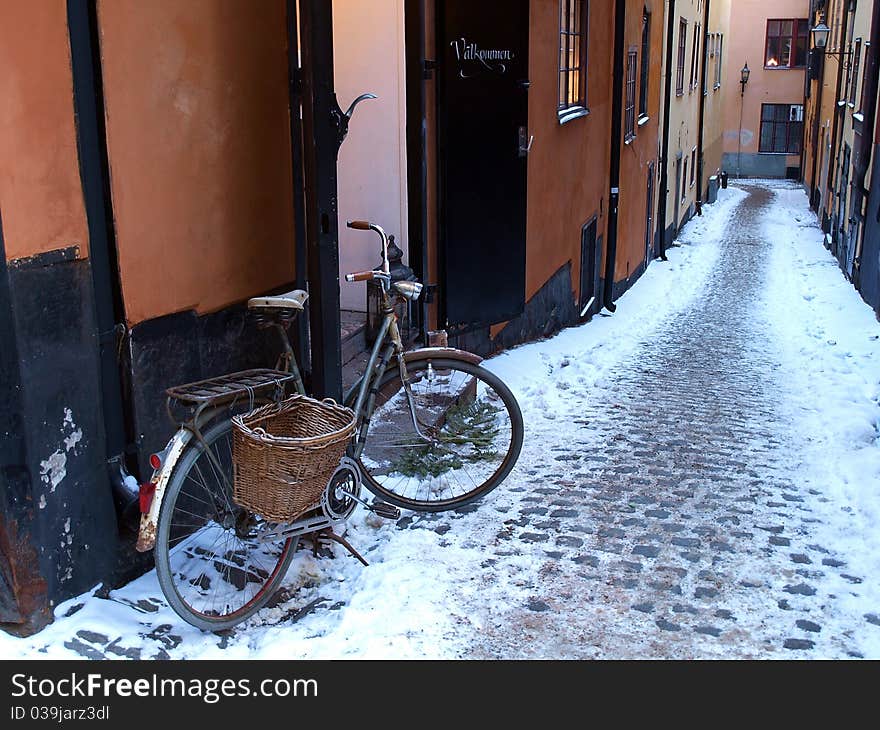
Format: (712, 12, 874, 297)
(136, 220, 524, 631)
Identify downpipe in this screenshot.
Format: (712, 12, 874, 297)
(602, 0, 626, 314)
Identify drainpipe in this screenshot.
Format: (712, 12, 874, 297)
(695, 0, 711, 215)
(603, 0, 626, 313)
(657, 0, 676, 261)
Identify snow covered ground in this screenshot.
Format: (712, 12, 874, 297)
(2, 181, 879, 659)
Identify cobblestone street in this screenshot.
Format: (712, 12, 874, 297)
(458, 183, 880, 658)
(6, 182, 880, 660)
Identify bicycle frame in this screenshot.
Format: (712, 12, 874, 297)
(136, 223, 481, 553)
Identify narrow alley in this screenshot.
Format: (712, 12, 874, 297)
(3, 181, 879, 660)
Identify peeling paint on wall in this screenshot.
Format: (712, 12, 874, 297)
(38, 409, 84, 496)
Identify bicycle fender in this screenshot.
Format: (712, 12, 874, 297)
(135, 428, 194, 553)
(402, 347, 483, 366)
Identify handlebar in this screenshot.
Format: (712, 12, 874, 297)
(346, 220, 390, 276)
(344, 271, 375, 283)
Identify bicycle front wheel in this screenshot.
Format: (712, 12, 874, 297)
(353, 357, 523, 512)
(154, 419, 298, 632)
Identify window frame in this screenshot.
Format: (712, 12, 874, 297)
(764, 18, 809, 69)
(624, 47, 638, 142)
(849, 38, 862, 107)
(676, 18, 687, 96)
(558, 0, 590, 123)
(758, 103, 804, 154)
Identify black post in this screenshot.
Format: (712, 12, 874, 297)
(298, 0, 344, 401)
(67, 0, 136, 492)
(286, 0, 311, 378)
(602, 0, 626, 312)
(405, 0, 429, 340)
(657, 0, 676, 260)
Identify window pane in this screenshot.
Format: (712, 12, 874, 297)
(761, 104, 774, 121)
(781, 38, 792, 66)
(774, 104, 788, 121)
(773, 122, 787, 152)
(781, 20, 793, 37)
(766, 37, 780, 66)
(795, 36, 807, 66)
(760, 121, 773, 151)
(767, 20, 780, 37)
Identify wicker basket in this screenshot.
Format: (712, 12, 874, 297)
(231, 394, 356, 522)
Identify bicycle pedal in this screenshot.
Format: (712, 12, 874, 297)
(370, 501, 401, 520)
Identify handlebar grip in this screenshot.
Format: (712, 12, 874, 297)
(345, 271, 374, 282)
(346, 220, 371, 231)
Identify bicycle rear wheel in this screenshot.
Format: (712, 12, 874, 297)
(154, 419, 297, 631)
(351, 357, 523, 512)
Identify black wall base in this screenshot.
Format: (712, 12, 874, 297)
(0, 244, 124, 635)
(447, 263, 578, 355)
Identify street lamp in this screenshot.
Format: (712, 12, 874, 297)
(739, 63, 750, 96)
(811, 21, 830, 49)
(737, 62, 749, 178)
(811, 18, 850, 64)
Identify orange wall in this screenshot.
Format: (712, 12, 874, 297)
(0, 1, 88, 262)
(617, 0, 662, 282)
(526, 0, 613, 302)
(97, 0, 296, 326)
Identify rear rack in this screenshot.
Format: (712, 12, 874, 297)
(166, 369, 296, 407)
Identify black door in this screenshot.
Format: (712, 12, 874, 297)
(579, 217, 600, 318)
(438, 0, 530, 331)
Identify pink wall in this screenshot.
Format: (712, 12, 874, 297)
(722, 0, 809, 159)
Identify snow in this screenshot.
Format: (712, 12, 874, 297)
(2, 181, 879, 659)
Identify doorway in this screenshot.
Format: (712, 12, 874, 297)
(437, 0, 530, 332)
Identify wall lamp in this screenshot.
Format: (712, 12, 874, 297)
(811, 18, 851, 63)
(740, 62, 750, 96)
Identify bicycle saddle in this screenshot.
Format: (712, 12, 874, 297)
(247, 289, 309, 311)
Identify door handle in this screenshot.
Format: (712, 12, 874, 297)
(518, 127, 534, 157)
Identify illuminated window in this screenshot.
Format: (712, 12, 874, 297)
(765, 19, 808, 68)
(559, 0, 589, 120)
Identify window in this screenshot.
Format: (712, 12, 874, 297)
(690, 147, 696, 187)
(681, 158, 688, 201)
(765, 19, 809, 68)
(639, 12, 650, 118)
(849, 39, 862, 106)
(702, 28, 710, 94)
(858, 41, 872, 112)
(676, 19, 687, 96)
(690, 23, 700, 90)
(759, 103, 804, 154)
(558, 0, 589, 121)
(625, 49, 637, 141)
(715, 33, 723, 88)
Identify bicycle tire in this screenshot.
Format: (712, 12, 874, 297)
(349, 356, 523, 512)
(154, 419, 298, 631)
